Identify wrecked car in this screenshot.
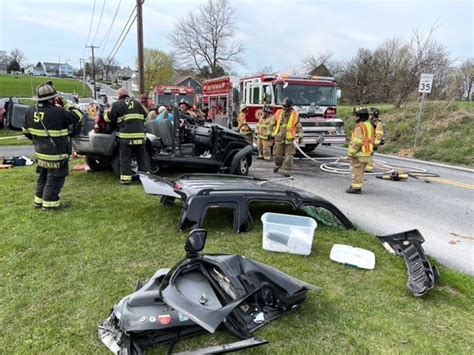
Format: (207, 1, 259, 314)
(73, 107, 253, 176)
(139, 172, 355, 233)
(98, 229, 317, 354)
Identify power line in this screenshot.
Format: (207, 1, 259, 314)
(98, 0, 122, 54)
(91, 0, 107, 45)
(107, 5, 137, 59)
(84, 0, 97, 47)
(108, 13, 137, 62)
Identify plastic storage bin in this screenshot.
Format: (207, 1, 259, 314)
(261, 212, 317, 256)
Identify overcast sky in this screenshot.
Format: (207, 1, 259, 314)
(1, 0, 472, 74)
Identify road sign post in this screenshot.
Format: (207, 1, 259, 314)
(414, 73, 434, 150)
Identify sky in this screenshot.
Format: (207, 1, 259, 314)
(0, 0, 473, 75)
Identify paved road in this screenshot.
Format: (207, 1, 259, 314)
(250, 146, 474, 276)
(2, 144, 473, 275)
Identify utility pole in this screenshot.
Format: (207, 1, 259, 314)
(86, 45, 99, 99)
(136, 0, 145, 95)
(79, 58, 86, 96)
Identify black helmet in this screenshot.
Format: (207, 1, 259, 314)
(354, 106, 369, 115)
(178, 98, 191, 108)
(282, 97, 293, 108)
(369, 107, 380, 118)
(36, 81, 58, 101)
(263, 105, 273, 113)
(354, 106, 369, 121)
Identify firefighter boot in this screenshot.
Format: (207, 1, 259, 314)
(345, 187, 362, 194)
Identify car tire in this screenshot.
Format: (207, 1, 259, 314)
(301, 144, 318, 154)
(110, 154, 121, 176)
(235, 155, 250, 175)
(85, 156, 108, 171)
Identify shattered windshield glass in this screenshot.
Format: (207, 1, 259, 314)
(302, 206, 345, 228)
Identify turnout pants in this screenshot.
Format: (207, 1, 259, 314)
(365, 155, 374, 172)
(35, 165, 68, 209)
(258, 138, 273, 160)
(119, 139, 150, 183)
(274, 142, 295, 174)
(350, 157, 368, 190)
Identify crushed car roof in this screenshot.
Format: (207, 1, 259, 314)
(139, 173, 355, 232)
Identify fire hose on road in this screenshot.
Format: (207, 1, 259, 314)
(293, 142, 440, 182)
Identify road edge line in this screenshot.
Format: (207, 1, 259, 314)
(328, 146, 474, 173)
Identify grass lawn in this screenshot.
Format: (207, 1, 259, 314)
(0, 163, 473, 353)
(0, 128, 31, 146)
(0, 75, 92, 98)
(338, 101, 474, 167)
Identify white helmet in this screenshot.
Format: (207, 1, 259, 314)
(158, 106, 166, 113)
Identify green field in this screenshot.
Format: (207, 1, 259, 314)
(0, 75, 92, 98)
(338, 101, 474, 167)
(0, 163, 473, 353)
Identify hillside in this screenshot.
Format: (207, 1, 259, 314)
(338, 101, 474, 167)
(0, 75, 92, 98)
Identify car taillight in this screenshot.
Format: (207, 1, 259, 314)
(324, 107, 337, 118)
(175, 183, 183, 190)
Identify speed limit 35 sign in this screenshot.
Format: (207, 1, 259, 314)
(419, 73, 434, 93)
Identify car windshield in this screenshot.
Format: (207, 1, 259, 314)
(158, 94, 194, 106)
(275, 84, 336, 106)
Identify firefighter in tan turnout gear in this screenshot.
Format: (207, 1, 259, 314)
(272, 98, 303, 177)
(365, 107, 385, 172)
(105, 88, 150, 184)
(346, 107, 375, 194)
(256, 105, 275, 161)
(22, 81, 84, 210)
(237, 107, 253, 145)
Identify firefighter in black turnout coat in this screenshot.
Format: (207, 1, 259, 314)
(105, 88, 150, 184)
(22, 81, 84, 210)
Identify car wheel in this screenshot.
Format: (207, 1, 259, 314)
(235, 155, 250, 175)
(149, 163, 160, 174)
(110, 154, 120, 176)
(85, 156, 108, 171)
(301, 144, 318, 154)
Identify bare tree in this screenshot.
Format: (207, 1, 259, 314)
(102, 57, 119, 81)
(302, 52, 334, 72)
(9, 48, 26, 67)
(169, 0, 244, 76)
(337, 26, 452, 106)
(450, 59, 474, 100)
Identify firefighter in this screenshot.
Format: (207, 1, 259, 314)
(346, 107, 375, 194)
(272, 98, 303, 177)
(256, 105, 275, 161)
(237, 107, 253, 145)
(22, 81, 84, 210)
(140, 94, 150, 114)
(105, 88, 150, 184)
(365, 107, 385, 172)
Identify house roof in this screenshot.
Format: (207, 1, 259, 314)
(308, 64, 332, 77)
(173, 75, 202, 87)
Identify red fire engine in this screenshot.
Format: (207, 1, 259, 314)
(202, 74, 345, 152)
(201, 76, 239, 125)
(153, 85, 196, 108)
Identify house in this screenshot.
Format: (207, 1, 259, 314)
(24, 62, 45, 76)
(308, 64, 332, 77)
(109, 66, 134, 81)
(0, 63, 7, 74)
(173, 75, 202, 95)
(40, 62, 74, 77)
